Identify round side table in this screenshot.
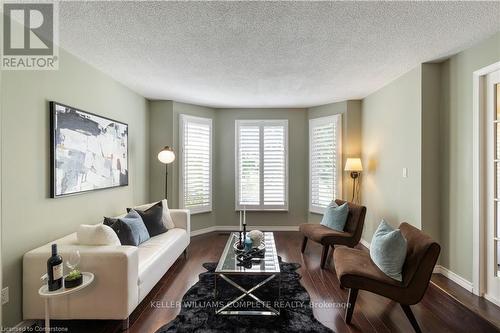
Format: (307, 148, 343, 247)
(38, 272, 94, 332)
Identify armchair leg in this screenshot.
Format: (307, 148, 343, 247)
(183, 248, 188, 260)
(345, 288, 358, 324)
(301, 236, 308, 253)
(320, 245, 330, 269)
(400, 304, 422, 333)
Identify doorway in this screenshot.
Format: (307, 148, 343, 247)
(473, 61, 500, 305)
(485, 69, 500, 305)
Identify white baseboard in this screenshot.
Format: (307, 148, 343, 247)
(191, 225, 299, 237)
(190, 226, 218, 237)
(359, 238, 370, 249)
(433, 265, 474, 293)
(483, 293, 500, 308)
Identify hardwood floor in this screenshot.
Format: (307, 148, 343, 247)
(431, 273, 500, 329)
(45, 231, 500, 333)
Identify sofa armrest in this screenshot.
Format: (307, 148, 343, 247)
(23, 244, 139, 320)
(170, 209, 190, 234)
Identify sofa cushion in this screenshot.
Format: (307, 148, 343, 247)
(320, 201, 349, 231)
(370, 220, 407, 281)
(137, 228, 188, 286)
(134, 202, 168, 237)
(104, 209, 150, 246)
(76, 224, 120, 246)
(129, 199, 175, 229)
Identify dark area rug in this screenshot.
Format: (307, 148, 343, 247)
(156, 259, 334, 332)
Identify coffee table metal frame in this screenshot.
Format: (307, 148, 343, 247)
(215, 232, 281, 316)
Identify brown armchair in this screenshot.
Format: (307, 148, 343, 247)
(333, 222, 440, 333)
(299, 199, 366, 269)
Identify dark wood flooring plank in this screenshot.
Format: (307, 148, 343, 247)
(39, 231, 500, 333)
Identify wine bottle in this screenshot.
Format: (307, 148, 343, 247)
(47, 244, 63, 291)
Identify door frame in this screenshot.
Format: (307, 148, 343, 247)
(0, 54, 2, 326)
(473, 61, 500, 297)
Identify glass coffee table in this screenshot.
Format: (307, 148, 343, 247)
(215, 232, 281, 316)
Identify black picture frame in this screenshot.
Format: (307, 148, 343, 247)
(50, 101, 129, 198)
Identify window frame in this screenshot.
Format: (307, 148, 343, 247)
(309, 114, 343, 214)
(179, 114, 213, 215)
(235, 119, 289, 211)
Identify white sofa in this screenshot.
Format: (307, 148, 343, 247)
(23, 209, 190, 327)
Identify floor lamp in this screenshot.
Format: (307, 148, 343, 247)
(345, 158, 363, 203)
(158, 146, 176, 199)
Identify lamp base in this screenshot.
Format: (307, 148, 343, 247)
(350, 172, 360, 203)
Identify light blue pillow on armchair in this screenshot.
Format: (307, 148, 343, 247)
(320, 201, 349, 231)
(370, 220, 407, 281)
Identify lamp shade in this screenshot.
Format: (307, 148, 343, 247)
(158, 146, 176, 164)
(345, 158, 363, 172)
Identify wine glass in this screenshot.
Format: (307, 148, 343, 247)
(66, 250, 81, 273)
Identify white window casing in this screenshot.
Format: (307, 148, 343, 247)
(235, 119, 289, 211)
(179, 114, 212, 214)
(309, 114, 342, 214)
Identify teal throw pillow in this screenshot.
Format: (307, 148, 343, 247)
(320, 201, 349, 231)
(369, 220, 407, 281)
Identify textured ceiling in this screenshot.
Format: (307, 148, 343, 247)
(59, 1, 500, 108)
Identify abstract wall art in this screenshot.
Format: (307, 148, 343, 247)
(50, 102, 128, 197)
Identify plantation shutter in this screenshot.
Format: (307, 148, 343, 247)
(263, 125, 286, 206)
(238, 125, 261, 206)
(236, 120, 288, 210)
(309, 115, 342, 214)
(180, 115, 212, 213)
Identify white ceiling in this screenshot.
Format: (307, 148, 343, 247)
(59, 1, 500, 108)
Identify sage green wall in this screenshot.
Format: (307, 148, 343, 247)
(421, 64, 442, 244)
(359, 32, 500, 282)
(361, 65, 423, 241)
(439, 32, 500, 281)
(214, 108, 308, 228)
(307, 101, 362, 223)
(345, 100, 363, 167)
(1, 48, 149, 326)
(148, 101, 217, 231)
(308, 101, 346, 119)
(149, 101, 174, 203)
